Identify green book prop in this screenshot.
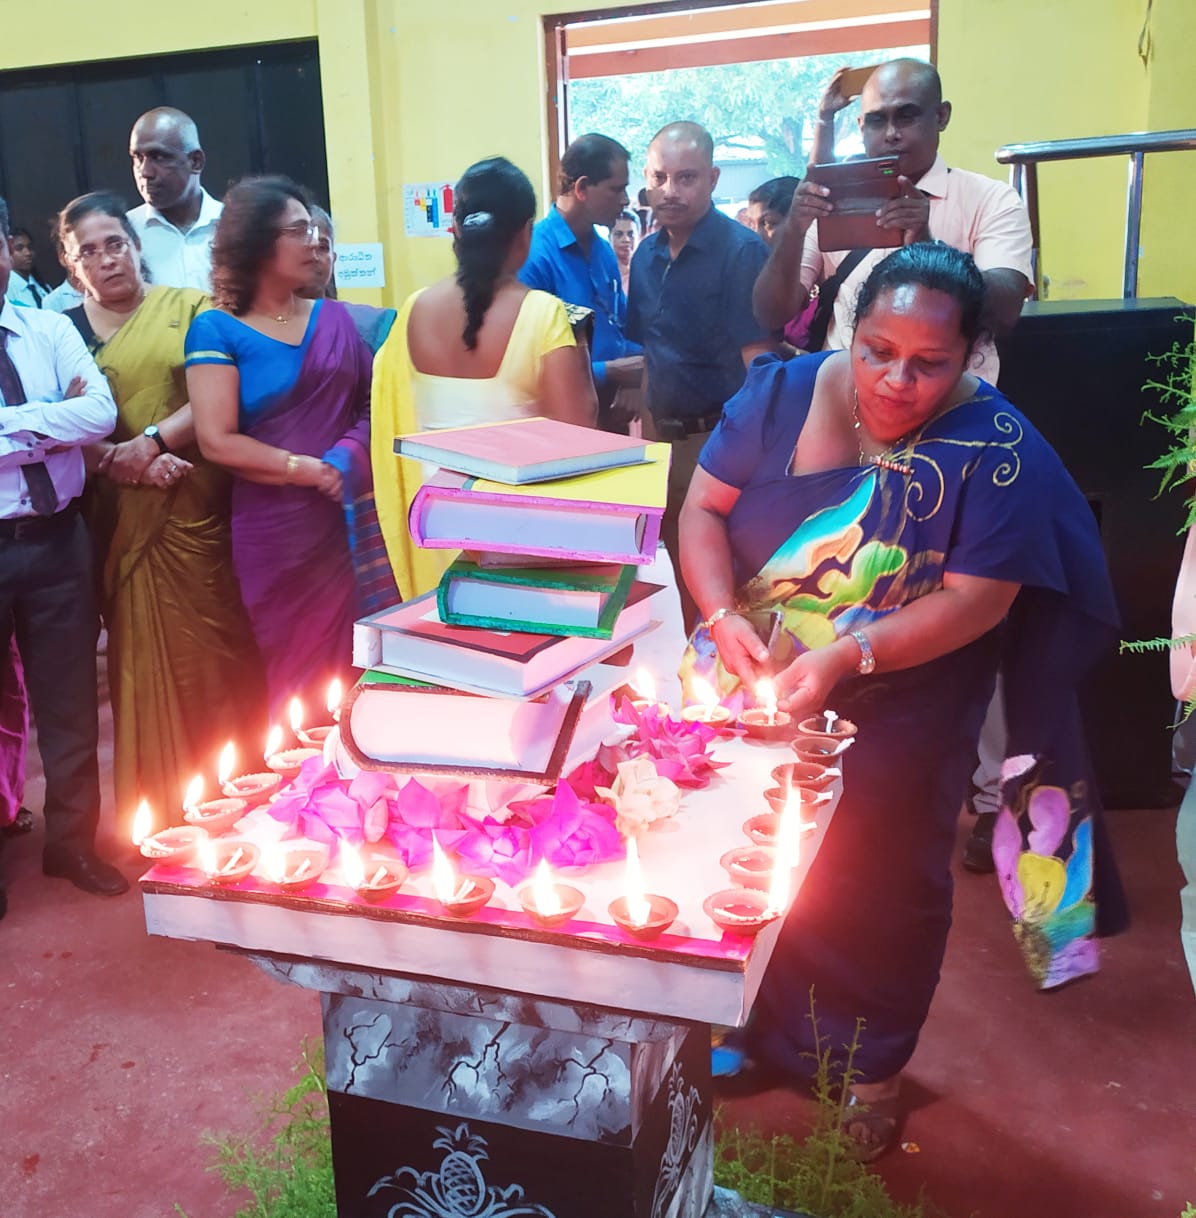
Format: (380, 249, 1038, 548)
(436, 560, 637, 638)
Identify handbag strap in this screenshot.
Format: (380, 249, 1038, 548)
(805, 247, 873, 352)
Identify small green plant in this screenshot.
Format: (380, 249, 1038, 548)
(176, 1037, 336, 1218)
(713, 995, 949, 1218)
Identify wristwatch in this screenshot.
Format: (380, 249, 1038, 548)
(849, 629, 876, 675)
(143, 424, 169, 455)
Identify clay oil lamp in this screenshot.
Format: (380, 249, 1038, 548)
(198, 833, 259, 886)
(747, 786, 821, 846)
(703, 887, 779, 937)
(430, 835, 494, 918)
(132, 799, 204, 865)
(770, 760, 840, 794)
(264, 839, 327, 893)
(607, 836, 677, 941)
(295, 681, 340, 749)
(341, 842, 407, 903)
(518, 859, 585, 929)
(182, 773, 247, 837)
(791, 733, 852, 767)
(737, 678, 793, 741)
(762, 785, 830, 818)
(628, 666, 671, 719)
(265, 708, 321, 779)
(798, 709, 857, 742)
(679, 676, 732, 729)
(719, 844, 777, 892)
(221, 737, 283, 807)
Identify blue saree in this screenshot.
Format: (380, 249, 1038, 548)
(690, 353, 1125, 1083)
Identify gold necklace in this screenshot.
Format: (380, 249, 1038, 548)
(853, 388, 915, 477)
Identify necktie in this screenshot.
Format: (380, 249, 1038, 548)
(0, 330, 59, 516)
(28, 282, 42, 308)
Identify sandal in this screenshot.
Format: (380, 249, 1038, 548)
(2, 807, 34, 838)
(841, 1090, 900, 1163)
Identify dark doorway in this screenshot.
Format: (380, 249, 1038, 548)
(0, 40, 328, 285)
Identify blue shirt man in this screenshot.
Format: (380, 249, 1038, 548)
(519, 133, 643, 410)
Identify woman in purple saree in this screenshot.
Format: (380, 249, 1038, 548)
(186, 177, 378, 717)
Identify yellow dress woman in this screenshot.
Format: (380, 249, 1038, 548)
(57, 191, 263, 822)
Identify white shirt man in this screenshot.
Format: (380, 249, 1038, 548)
(127, 187, 223, 292)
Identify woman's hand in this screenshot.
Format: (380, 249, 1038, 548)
(710, 614, 772, 688)
(141, 454, 194, 490)
(774, 638, 856, 717)
(315, 461, 343, 500)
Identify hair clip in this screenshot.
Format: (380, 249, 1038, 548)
(461, 211, 493, 229)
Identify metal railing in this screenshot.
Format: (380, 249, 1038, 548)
(995, 129, 1196, 299)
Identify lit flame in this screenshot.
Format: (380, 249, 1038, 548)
(691, 676, 719, 710)
(767, 789, 802, 913)
(755, 678, 778, 727)
(531, 860, 562, 918)
(217, 742, 236, 785)
(326, 678, 344, 720)
(431, 835, 463, 903)
(182, 775, 204, 814)
(264, 725, 283, 761)
(131, 799, 153, 846)
(623, 836, 650, 928)
(632, 666, 656, 703)
(289, 697, 304, 736)
(340, 842, 364, 889)
(197, 833, 218, 876)
(264, 840, 287, 885)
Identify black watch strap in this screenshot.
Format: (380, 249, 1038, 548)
(144, 425, 169, 455)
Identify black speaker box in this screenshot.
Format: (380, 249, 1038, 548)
(997, 297, 1194, 808)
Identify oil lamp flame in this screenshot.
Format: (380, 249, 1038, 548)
(431, 835, 467, 903)
(326, 678, 344, 721)
(289, 697, 304, 736)
(691, 676, 720, 710)
(217, 742, 236, 785)
(263, 725, 283, 761)
(265, 841, 287, 885)
(182, 775, 204, 814)
(341, 842, 364, 890)
(531, 860, 562, 918)
(623, 836, 650, 928)
(198, 833, 218, 876)
(755, 679, 778, 727)
(131, 799, 153, 846)
(632, 667, 656, 703)
(767, 789, 802, 913)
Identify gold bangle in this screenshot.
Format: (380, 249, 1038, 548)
(284, 453, 301, 483)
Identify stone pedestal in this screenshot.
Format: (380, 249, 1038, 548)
(256, 958, 711, 1218)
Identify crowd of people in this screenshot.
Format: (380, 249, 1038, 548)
(0, 58, 1131, 1162)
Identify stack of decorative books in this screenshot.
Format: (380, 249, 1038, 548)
(344, 418, 671, 783)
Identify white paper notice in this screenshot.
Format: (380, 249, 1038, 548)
(403, 182, 456, 238)
(333, 243, 386, 290)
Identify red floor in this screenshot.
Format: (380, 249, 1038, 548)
(2, 666, 1194, 1218)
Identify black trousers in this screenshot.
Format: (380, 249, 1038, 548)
(0, 510, 100, 853)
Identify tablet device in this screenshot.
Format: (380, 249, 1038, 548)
(805, 156, 903, 252)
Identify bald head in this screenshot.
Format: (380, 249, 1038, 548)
(129, 107, 206, 224)
(648, 121, 715, 167)
(858, 57, 950, 182)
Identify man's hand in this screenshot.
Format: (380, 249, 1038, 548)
(141, 454, 194, 490)
(817, 67, 859, 122)
(63, 375, 87, 399)
(785, 179, 835, 237)
(98, 434, 159, 486)
(603, 356, 644, 389)
(876, 176, 930, 245)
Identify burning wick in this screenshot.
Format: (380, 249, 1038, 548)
(756, 679, 778, 727)
(624, 837, 650, 929)
(217, 742, 236, 786)
(326, 678, 344, 723)
(632, 666, 656, 703)
(431, 835, 470, 904)
(131, 799, 153, 847)
(289, 697, 304, 739)
(263, 725, 283, 763)
(182, 775, 204, 815)
(531, 860, 562, 919)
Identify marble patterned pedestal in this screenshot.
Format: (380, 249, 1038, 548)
(255, 958, 713, 1218)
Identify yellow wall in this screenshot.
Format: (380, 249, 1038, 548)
(2, 0, 1193, 306)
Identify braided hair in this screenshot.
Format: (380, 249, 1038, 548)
(453, 157, 536, 351)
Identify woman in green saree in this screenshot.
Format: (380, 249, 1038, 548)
(56, 192, 263, 823)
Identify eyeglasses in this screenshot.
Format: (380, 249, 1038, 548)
(278, 221, 320, 243)
(70, 236, 132, 264)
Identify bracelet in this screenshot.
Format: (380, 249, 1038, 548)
(284, 452, 302, 484)
(849, 629, 876, 675)
(701, 607, 739, 631)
